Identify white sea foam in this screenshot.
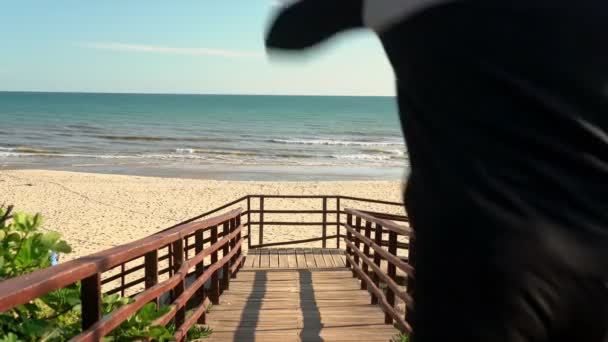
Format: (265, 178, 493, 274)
(387, 149, 406, 156)
(270, 138, 404, 147)
(332, 154, 392, 161)
(0, 152, 18, 157)
(175, 148, 195, 154)
(0, 151, 135, 159)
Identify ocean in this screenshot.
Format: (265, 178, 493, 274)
(0, 92, 407, 180)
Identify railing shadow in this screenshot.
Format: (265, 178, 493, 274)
(234, 271, 267, 341)
(299, 270, 322, 342)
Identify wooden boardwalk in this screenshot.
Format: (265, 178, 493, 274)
(244, 248, 347, 269)
(206, 249, 398, 342)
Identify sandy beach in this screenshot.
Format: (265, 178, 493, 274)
(0, 170, 405, 260)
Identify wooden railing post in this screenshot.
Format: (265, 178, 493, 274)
(172, 238, 186, 329)
(345, 213, 353, 269)
(210, 225, 220, 305)
(406, 234, 416, 325)
(194, 229, 206, 324)
(81, 273, 101, 331)
(120, 264, 125, 297)
(221, 221, 231, 293)
(336, 197, 341, 249)
(247, 196, 252, 249)
(361, 221, 372, 290)
(385, 231, 398, 324)
(168, 244, 173, 278)
(144, 250, 159, 307)
(371, 223, 382, 305)
(185, 236, 190, 260)
(259, 196, 264, 247)
(322, 197, 327, 248)
(353, 217, 362, 278)
(233, 216, 241, 277)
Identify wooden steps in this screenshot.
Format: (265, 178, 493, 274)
(205, 268, 398, 342)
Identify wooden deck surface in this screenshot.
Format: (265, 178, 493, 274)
(205, 249, 398, 342)
(243, 248, 346, 270)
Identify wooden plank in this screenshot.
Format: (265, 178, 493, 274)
(245, 250, 260, 269)
(81, 273, 101, 331)
(259, 196, 264, 246)
(322, 249, 335, 267)
(336, 197, 341, 249)
(260, 249, 271, 268)
(221, 222, 231, 292)
(332, 249, 345, 267)
(171, 239, 186, 331)
(386, 231, 398, 324)
(345, 213, 353, 270)
(144, 250, 159, 307)
(205, 269, 398, 342)
(322, 197, 327, 248)
(304, 248, 317, 268)
(286, 249, 298, 268)
(210, 226, 220, 305)
(312, 249, 326, 268)
(269, 249, 279, 269)
(278, 249, 289, 268)
(295, 249, 306, 268)
(247, 196, 252, 249)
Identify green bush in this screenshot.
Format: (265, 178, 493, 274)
(0, 206, 211, 341)
(0, 205, 71, 280)
(392, 332, 410, 342)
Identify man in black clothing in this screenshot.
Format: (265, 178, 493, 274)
(266, 1, 608, 341)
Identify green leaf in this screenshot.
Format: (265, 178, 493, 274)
(32, 214, 43, 230)
(52, 240, 71, 254)
(148, 325, 174, 340)
(40, 232, 60, 249)
(6, 233, 21, 244)
(0, 230, 6, 241)
(136, 303, 158, 322)
(12, 213, 26, 230)
(103, 293, 120, 305)
(0, 332, 21, 342)
(21, 319, 53, 338)
(187, 324, 213, 340)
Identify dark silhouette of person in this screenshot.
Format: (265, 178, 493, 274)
(265, 1, 608, 341)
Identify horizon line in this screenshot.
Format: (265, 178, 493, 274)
(0, 90, 395, 97)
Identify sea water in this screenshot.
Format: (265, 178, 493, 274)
(0, 92, 407, 180)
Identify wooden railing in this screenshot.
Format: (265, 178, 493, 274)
(171, 195, 406, 250)
(0, 209, 244, 341)
(0, 195, 409, 339)
(344, 208, 415, 334)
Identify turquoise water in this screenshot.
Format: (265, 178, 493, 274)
(0, 92, 407, 180)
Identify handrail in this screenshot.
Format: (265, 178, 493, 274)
(160, 196, 248, 233)
(345, 208, 412, 237)
(338, 195, 403, 206)
(344, 208, 416, 334)
(244, 195, 406, 249)
(345, 224, 413, 276)
(157, 195, 407, 250)
(0, 209, 241, 313)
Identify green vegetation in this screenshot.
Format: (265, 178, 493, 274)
(392, 332, 410, 342)
(0, 206, 211, 341)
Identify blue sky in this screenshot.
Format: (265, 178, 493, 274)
(0, 1, 395, 96)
